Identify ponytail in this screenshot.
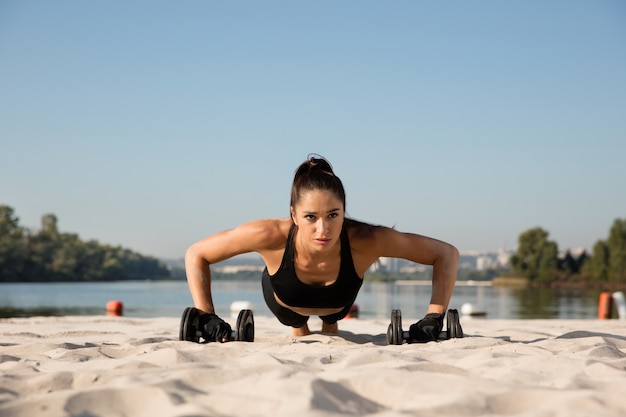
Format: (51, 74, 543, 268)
(290, 154, 346, 211)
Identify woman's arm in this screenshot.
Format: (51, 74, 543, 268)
(372, 227, 460, 315)
(184, 219, 286, 314)
(184, 245, 218, 314)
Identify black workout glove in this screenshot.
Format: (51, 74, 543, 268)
(199, 313, 232, 343)
(409, 313, 444, 343)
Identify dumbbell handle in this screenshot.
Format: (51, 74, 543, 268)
(194, 329, 237, 339)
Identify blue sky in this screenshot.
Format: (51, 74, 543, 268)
(1, 1, 625, 259)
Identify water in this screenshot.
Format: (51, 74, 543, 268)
(0, 280, 604, 320)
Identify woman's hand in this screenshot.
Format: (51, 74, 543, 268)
(408, 312, 444, 343)
(199, 313, 232, 343)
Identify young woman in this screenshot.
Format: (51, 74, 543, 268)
(185, 155, 459, 342)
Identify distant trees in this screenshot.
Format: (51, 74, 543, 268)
(0, 205, 172, 282)
(510, 219, 626, 286)
(0, 206, 27, 281)
(585, 218, 626, 284)
(510, 227, 559, 282)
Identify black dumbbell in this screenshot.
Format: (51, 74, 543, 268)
(386, 309, 408, 345)
(446, 308, 463, 339)
(387, 308, 463, 345)
(179, 307, 255, 343)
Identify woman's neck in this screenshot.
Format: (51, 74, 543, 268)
(293, 232, 341, 283)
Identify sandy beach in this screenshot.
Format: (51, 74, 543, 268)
(1, 314, 626, 416)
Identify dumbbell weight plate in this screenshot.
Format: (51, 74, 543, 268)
(179, 307, 201, 343)
(387, 309, 403, 345)
(446, 308, 464, 339)
(235, 309, 255, 342)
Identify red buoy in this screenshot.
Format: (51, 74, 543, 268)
(106, 300, 124, 316)
(598, 292, 613, 319)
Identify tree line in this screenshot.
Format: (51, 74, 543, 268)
(509, 218, 626, 287)
(0, 205, 172, 282)
(3, 204, 625, 286)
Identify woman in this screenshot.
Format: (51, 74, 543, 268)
(185, 155, 459, 342)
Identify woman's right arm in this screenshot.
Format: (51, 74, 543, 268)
(184, 219, 285, 314)
(184, 244, 218, 314)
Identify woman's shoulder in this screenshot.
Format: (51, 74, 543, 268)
(345, 218, 403, 251)
(244, 217, 292, 232)
(345, 218, 386, 250)
(344, 218, 393, 272)
(345, 218, 385, 240)
(235, 218, 292, 250)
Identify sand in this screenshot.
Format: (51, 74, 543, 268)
(1, 314, 626, 417)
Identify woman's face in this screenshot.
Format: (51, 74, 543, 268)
(291, 189, 345, 253)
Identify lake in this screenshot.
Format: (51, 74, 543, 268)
(0, 280, 605, 320)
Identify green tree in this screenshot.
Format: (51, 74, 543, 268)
(510, 227, 559, 282)
(607, 218, 626, 283)
(0, 205, 28, 281)
(576, 250, 589, 274)
(558, 249, 587, 277)
(75, 240, 106, 281)
(585, 240, 610, 281)
(22, 213, 61, 281)
(559, 250, 577, 276)
(102, 249, 125, 281)
(50, 233, 82, 280)
(584, 218, 626, 283)
(41, 213, 59, 237)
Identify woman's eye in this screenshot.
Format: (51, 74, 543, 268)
(329, 213, 338, 218)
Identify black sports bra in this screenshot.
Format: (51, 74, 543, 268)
(263, 223, 363, 309)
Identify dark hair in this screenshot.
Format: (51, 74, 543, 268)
(290, 154, 346, 210)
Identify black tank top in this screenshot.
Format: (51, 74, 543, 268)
(263, 223, 363, 309)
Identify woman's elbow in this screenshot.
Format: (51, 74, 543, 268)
(184, 243, 206, 269)
(448, 243, 460, 263)
(436, 242, 459, 269)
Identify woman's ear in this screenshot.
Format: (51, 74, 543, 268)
(290, 207, 297, 226)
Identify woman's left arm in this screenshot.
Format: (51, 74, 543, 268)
(374, 227, 460, 315)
